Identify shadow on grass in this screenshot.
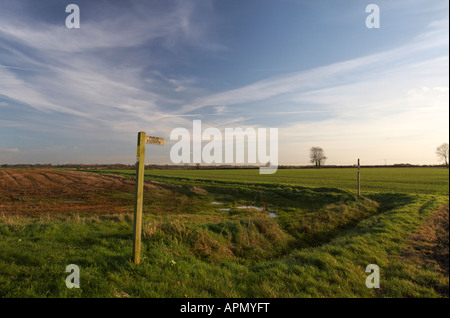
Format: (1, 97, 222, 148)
(206, 184, 355, 212)
(282, 192, 418, 253)
(84, 169, 353, 212)
(366, 193, 415, 212)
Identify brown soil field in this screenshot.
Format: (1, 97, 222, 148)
(0, 169, 157, 215)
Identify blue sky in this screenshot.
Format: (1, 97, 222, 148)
(0, 0, 448, 165)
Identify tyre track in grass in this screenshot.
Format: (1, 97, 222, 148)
(401, 203, 449, 297)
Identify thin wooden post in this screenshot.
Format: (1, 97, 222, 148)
(133, 131, 146, 264)
(357, 158, 360, 197)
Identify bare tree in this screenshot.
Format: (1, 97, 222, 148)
(436, 143, 449, 167)
(310, 147, 327, 168)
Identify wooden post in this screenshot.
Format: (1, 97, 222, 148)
(131, 132, 165, 264)
(133, 131, 146, 264)
(357, 158, 360, 197)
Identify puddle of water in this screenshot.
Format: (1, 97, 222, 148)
(237, 206, 264, 211)
(213, 203, 277, 217)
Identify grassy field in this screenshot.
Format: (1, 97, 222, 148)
(0, 167, 448, 298)
(100, 167, 450, 195)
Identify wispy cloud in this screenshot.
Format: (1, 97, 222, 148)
(180, 19, 448, 116)
(0, 0, 225, 142)
(0, 1, 447, 164)
(0, 1, 224, 53)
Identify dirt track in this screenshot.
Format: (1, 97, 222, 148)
(0, 169, 154, 215)
(404, 203, 449, 292)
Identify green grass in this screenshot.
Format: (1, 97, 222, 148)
(96, 167, 449, 195)
(0, 168, 448, 297)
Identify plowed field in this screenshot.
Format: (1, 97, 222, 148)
(0, 169, 153, 215)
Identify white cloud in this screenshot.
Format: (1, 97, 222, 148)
(0, 1, 221, 142)
(0, 1, 224, 54)
(0, 2, 448, 165)
(181, 21, 448, 115)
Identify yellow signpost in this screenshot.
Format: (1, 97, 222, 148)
(132, 131, 165, 264)
(145, 136, 166, 146)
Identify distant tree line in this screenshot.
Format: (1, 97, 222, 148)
(1, 163, 447, 170)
